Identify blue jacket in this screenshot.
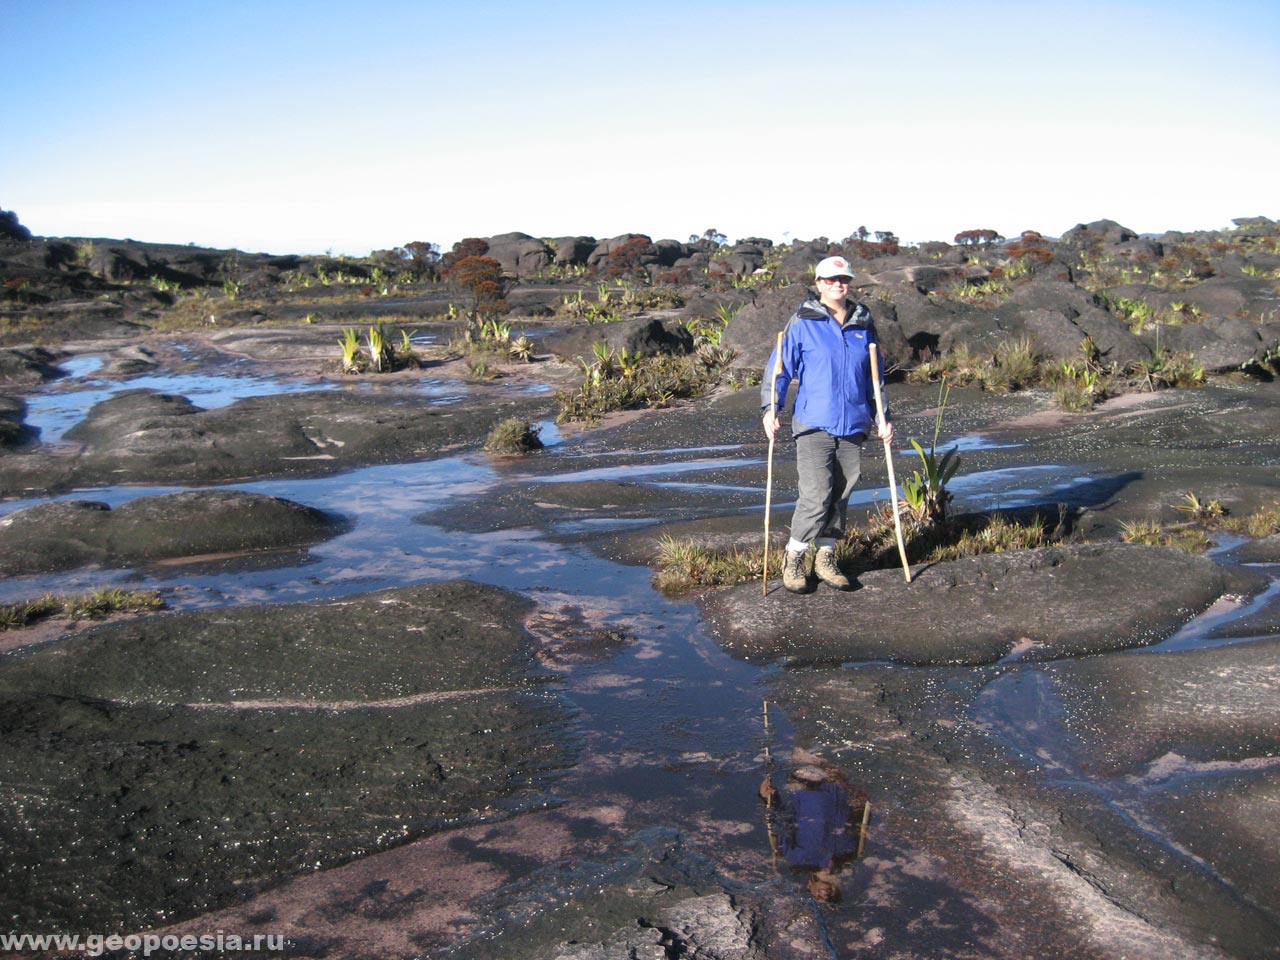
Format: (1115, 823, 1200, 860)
(761, 296, 887, 438)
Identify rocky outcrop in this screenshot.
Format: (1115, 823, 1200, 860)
(540, 315, 694, 364)
(722, 286, 913, 370)
(702, 543, 1268, 665)
(0, 385, 558, 495)
(0, 209, 31, 242)
(0, 490, 345, 575)
(586, 233, 656, 272)
(0, 582, 572, 932)
(0, 396, 32, 448)
(0, 346, 61, 385)
(485, 232, 553, 278)
(548, 235, 597, 265)
(1004, 278, 1150, 366)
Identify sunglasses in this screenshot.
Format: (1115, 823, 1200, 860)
(818, 276, 851, 284)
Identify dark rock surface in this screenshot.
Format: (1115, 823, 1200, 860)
(0, 216, 1277, 957)
(442, 828, 773, 960)
(0, 395, 33, 447)
(0, 383, 558, 496)
(0, 582, 571, 933)
(540, 315, 694, 364)
(0, 490, 345, 575)
(701, 542, 1268, 665)
(0, 345, 62, 385)
(766, 648, 1280, 959)
(485, 232, 553, 278)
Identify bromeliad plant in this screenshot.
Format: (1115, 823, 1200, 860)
(339, 327, 364, 373)
(365, 323, 393, 373)
(901, 379, 960, 526)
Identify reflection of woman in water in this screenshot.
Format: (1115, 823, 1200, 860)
(777, 777, 857, 868)
(760, 763, 869, 903)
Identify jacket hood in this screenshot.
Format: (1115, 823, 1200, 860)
(795, 297, 873, 326)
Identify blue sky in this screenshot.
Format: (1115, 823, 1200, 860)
(5, 0, 1278, 255)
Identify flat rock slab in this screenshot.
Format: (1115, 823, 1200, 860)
(0, 582, 571, 932)
(0, 385, 555, 495)
(0, 489, 345, 575)
(703, 542, 1267, 665)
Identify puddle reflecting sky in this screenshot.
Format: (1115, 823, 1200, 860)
(24, 350, 548, 444)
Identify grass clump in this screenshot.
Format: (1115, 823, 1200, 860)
(483, 418, 544, 455)
(0, 589, 164, 631)
(910, 333, 1207, 413)
(1116, 495, 1278, 556)
(556, 344, 733, 423)
(926, 513, 1047, 562)
(907, 337, 1044, 394)
(652, 508, 1059, 594)
(1226, 504, 1280, 538)
(1119, 518, 1212, 554)
(653, 535, 773, 594)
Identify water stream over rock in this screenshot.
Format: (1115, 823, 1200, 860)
(2, 341, 1277, 958)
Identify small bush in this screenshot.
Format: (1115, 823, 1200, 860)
(484, 418, 544, 455)
(555, 349, 729, 423)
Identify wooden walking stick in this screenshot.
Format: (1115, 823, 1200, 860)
(762, 332, 785, 595)
(868, 343, 912, 582)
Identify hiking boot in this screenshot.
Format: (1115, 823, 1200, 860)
(782, 549, 814, 594)
(814, 546, 851, 590)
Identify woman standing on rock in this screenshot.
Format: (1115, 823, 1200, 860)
(761, 255, 893, 593)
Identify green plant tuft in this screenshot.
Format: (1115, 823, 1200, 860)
(483, 418, 544, 455)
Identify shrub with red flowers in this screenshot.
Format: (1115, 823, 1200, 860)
(1007, 230, 1054, 262)
(440, 238, 492, 278)
(602, 236, 654, 279)
(451, 256, 507, 314)
(842, 226, 900, 259)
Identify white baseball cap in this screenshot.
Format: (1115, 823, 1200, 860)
(814, 256, 853, 279)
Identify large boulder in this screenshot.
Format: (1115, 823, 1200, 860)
(540, 316, 694, 364)
(1061, 218, 1139, 247)
(485, 232, 553, 278)
(1005, 278, 1150, 365)
(651, 237, 693, 267)
(869, 262, 982, 294)
(586, 234, 656, 272)
(707, 242, 767, 279)
(549, 236, 597, 265)
(1151, 314, 1273, 371)
(0, 346, 61, 385)
(0, 396, 32, 447)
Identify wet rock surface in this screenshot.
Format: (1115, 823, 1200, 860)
(0, 489, 345, 575)
(0, 582, 571, 932)
(0, 381, 558, 496)
(0, 312, 1276, 957)
(0, 395, 33, 447)
(443, 828, 769, 960)
(0, 346, 61, 385)
(702, 542, 1268, 665)
(765, 660, 1280, 960)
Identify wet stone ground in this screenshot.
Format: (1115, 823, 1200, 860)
(0, 327, 1278, 959)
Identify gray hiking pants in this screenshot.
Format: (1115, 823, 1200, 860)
(790, 429, 864, 546)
